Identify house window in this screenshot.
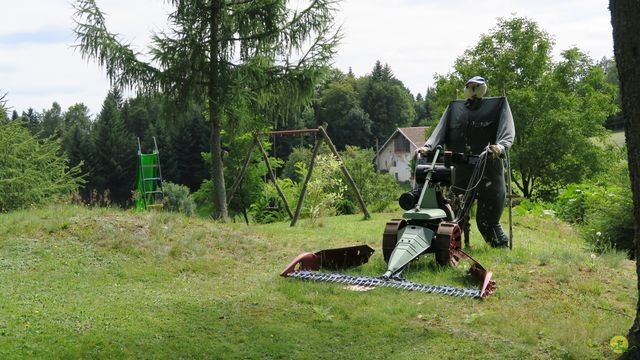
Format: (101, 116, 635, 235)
(392, 159, 397, 167)
(394, 136, 410, 153)
(395, 172, 399, 181)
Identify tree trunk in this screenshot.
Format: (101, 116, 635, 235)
(210, 116, 228, 221)
(242, 207, 249, 225)
(208, 0, 228, 221)
(611, 0, 640, 356)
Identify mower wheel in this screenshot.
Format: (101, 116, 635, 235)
(382, 219, 406, 263)
(435, 251, 451, 266)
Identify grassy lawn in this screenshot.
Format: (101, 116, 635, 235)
(0, 205, 635, 359)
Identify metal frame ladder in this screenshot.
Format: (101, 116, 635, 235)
(137, 137, 164, 210)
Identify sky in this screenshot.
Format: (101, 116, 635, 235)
(0, 0, 614, 117)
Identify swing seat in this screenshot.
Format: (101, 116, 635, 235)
(265, 198, 279, 210)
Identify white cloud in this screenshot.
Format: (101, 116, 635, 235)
(1, 0, 614, 115)
(334, 0, 613, 95)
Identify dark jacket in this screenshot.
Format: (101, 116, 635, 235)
(425, 97, 515, 155)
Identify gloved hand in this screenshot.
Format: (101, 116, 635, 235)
(488, 144, 503, 158)
(415, 146, 429, 156)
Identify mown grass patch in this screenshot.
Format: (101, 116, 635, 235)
(0, 205, 635, 358)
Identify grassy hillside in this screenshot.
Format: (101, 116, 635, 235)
(0, 205, 635, 359)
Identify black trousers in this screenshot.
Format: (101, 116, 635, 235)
(452, 158, 509, 247)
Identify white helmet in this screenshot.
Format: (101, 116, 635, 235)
(463, 76, 487, 99)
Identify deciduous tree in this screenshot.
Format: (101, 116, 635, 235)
(317, 80, 371, 149)
(361, 61, 415, 147)
(432, 17, 618, 199)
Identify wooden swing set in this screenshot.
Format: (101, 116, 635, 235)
(226, 124, 370, 226)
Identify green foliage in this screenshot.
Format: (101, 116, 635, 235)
(340, 146, 401, 212)
(223, 133, 265, 219)
(0, 121, 84, 211)
(432, 17, 619, 199)
(60, 103, 94, 185)
(90, 90, 136, 205)
(0, 92, 7, 124)
(362, 61, 416, 145)
(334, 198, 357, 215)
(165, 103, 210, 192)
(282, 146, 313, 182)
(556, 184, 596, 224)
(162, 181, 195, 216)
(17, 108, 41, 135)
(74, 0, 341, 219)
(556, 178, 633, 255)
(249, 178, 296, 224)
(512, 199, 556, 218)
(192, 179, 214, 218)
(413, 89, 436, 126)
(39, 102, 63, 139)
(316, 80, 372, 149)
(296, 154, 346, 224)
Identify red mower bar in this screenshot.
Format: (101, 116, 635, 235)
(280, 245, 374, 276)
(281, 244, 496, 299)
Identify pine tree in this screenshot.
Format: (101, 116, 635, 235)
(0, 121, 83, 211)
(91, 90, 136, 205)
(22, 108, 41, 135)
(61, 103, 94, 197)
(0, 94, 7, 125)
(168, 104, 210, 192)
(40, 102, 63, 139)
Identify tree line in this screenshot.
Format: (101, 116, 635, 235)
(0, 59, 426, 209)
(0, 14, 623, 219)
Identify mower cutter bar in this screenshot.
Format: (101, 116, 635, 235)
(285, 270, 483, 298)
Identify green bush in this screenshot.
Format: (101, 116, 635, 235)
(556, 176, 633, 255)
(282, 147, 312, 182)
(556, 184, 597, 223)
(0, 121, 83, 211)
(192, 179, 214, 218)
(295, 154, 346, 223)
(512, 199, 556, 217)
(340, 146, 401, 213)
(335, 199, 357, 215)
(249, 178, 296, 224)
(162, 181, 195, 216)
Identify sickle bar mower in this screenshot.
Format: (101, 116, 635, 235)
(280, 147, 496, 299)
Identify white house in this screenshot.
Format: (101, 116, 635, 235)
(375, 127, 428, 183)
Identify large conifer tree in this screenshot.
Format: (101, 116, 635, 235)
(74, 0, 340, 221)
